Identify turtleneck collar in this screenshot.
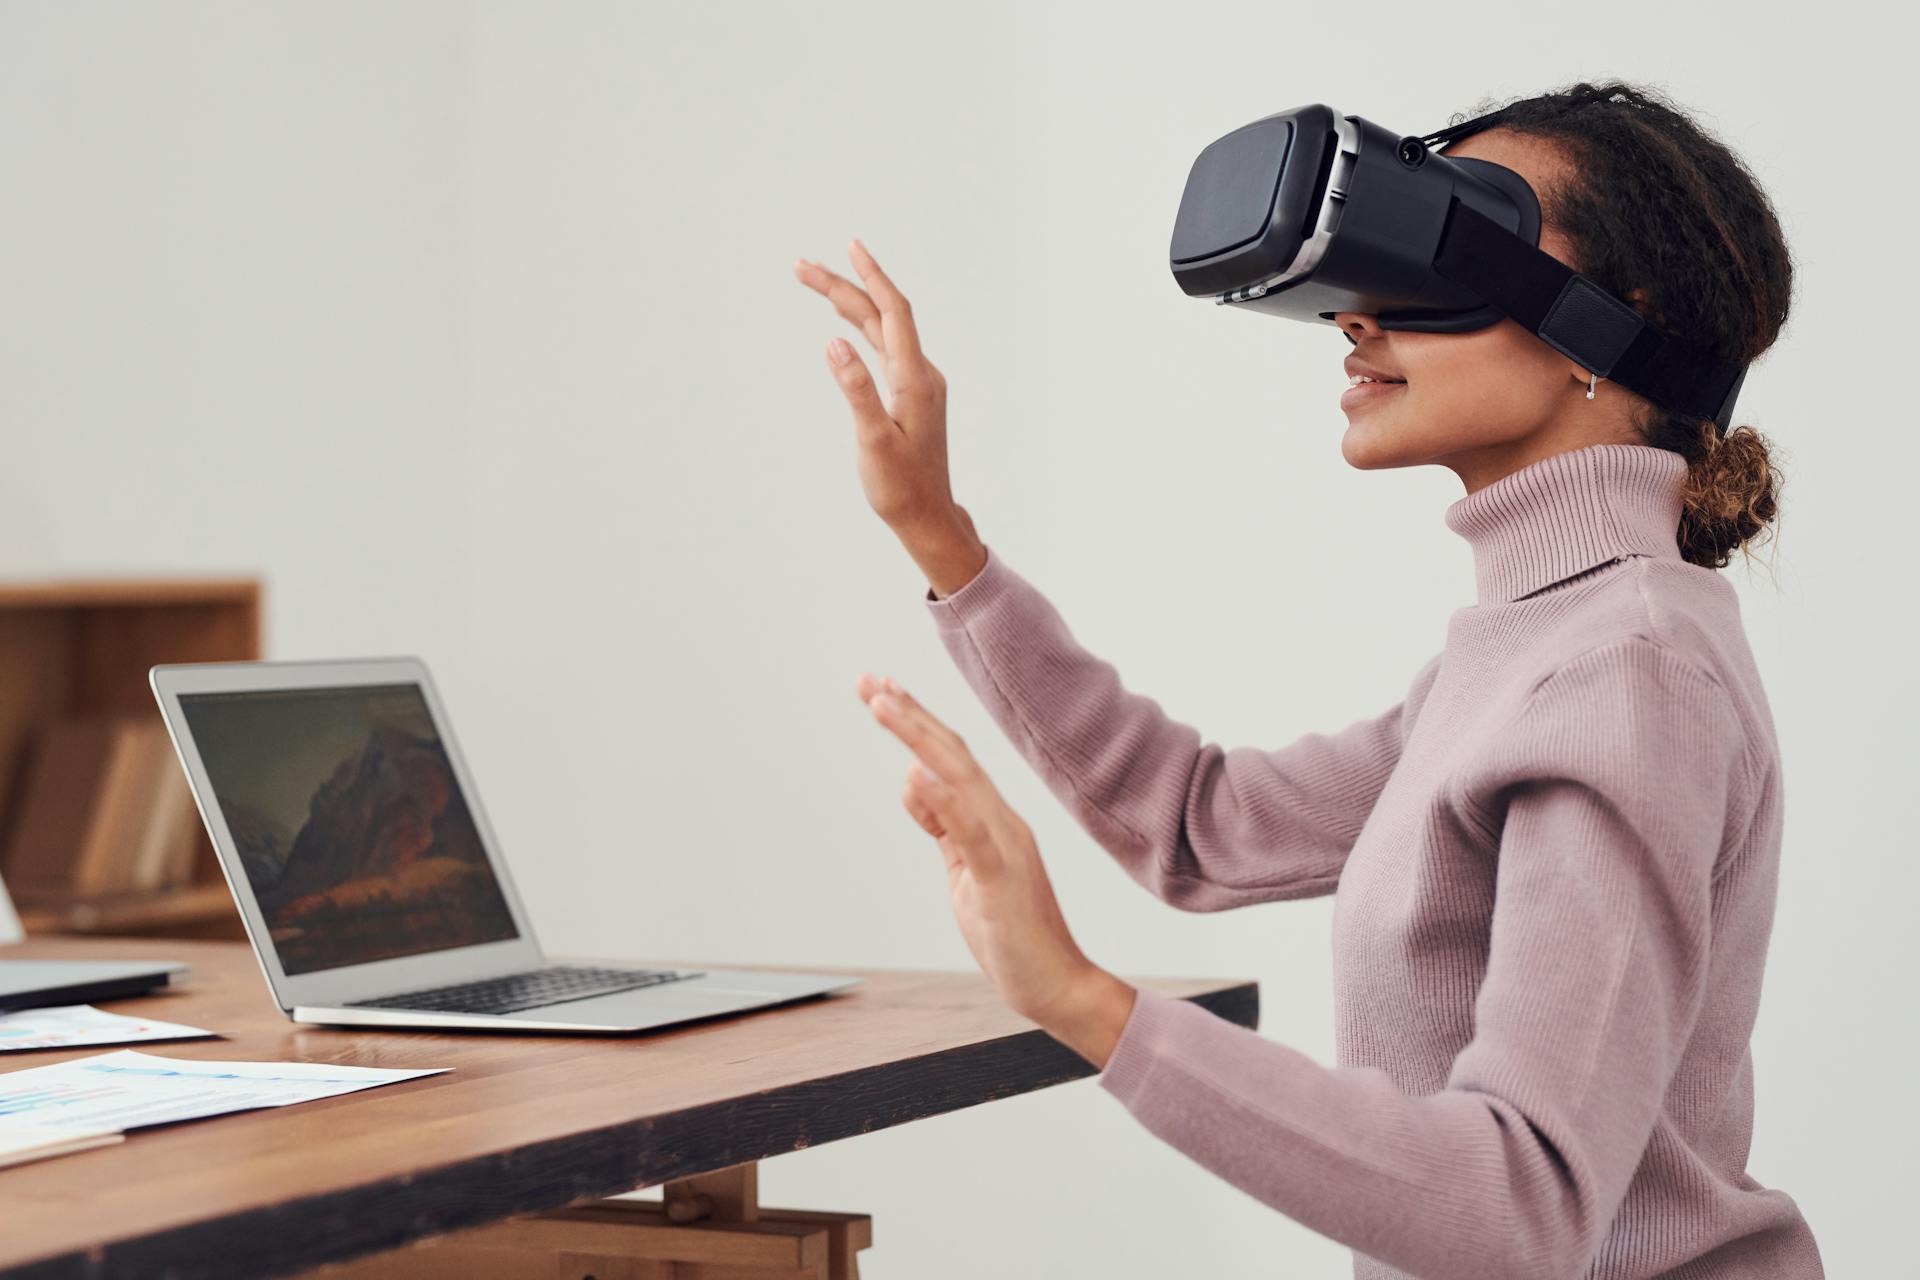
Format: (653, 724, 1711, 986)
(1443, 443, 1688, 605)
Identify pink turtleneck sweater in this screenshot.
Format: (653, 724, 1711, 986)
(921, 444, 1822, 1279)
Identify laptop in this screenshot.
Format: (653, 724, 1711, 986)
(0, 959, 190, 1013)
(148, 658, 860, 1032)
(0, 856, 190, 1012)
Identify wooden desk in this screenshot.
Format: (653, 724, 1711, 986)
(0, 938, 1258, 1279)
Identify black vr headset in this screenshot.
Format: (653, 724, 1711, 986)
(1169, 104, 1747, 432)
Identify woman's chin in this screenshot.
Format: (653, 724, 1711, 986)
(1338, 408, 1413, 470)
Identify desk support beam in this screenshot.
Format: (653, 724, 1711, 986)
(664, 1161, 759, 1224)
(297, 1160, 872, 1280)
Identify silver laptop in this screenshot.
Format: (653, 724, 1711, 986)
(148, 658, 859, 1032)
(0, 959, 190, 1012)
(0, 866, 190, 1010)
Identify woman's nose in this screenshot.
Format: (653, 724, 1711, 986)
(1333, 311, 1383, 342)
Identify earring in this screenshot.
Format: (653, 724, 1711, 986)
(1587, 372, 1600, 400)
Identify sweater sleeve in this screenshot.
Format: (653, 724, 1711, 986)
(923, 544, 1440, 911)
(1095, 637, 1750, 1279)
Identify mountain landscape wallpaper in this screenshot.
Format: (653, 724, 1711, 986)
(178, 683, 520, 974)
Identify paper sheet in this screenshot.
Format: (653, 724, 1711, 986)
(0, 1121, 123, 1169)
(0, 1049, 448, 1131)
(0, 1005, 215, 1054)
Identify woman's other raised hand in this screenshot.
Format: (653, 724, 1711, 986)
(795, 240, 987, 598)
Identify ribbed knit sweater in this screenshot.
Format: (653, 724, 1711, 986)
(921, 444, 1822, 1279)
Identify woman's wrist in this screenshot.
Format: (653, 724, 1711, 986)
(1031, 965, 1139, 1070)
(899, 513, 988, 598)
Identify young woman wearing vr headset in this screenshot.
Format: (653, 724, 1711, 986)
(795, 79, 1815, 1279)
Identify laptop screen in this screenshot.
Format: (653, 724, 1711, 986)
(177, 683, 520, 976)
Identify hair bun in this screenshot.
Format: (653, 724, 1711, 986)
(1679, 421, 1780, 568)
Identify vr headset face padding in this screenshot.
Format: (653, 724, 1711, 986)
(1169, 104, 1748, 432)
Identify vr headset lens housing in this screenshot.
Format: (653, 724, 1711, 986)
(1170, 104, 1748, 431)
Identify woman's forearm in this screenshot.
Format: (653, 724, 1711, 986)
(920, 544, 1431, 911)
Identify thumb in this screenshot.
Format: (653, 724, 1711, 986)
(909, 761, 1002, 879)
(826, 338, 895, 438)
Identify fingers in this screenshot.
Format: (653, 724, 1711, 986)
(846, 239, 926, 365)
(875, 678, 976, 774)
(793, 257, 887, 353)
(796, 241, 938, 402)
(825, 338, 898, 440)
(859, 676, 981, 793)
(901, 767, 949, 840)
(848, 242, 936, 404)
(870, 673, 933, 721)
(901, 764, 964, 878)
(904, 760, 1001, 877)
(855, 672, 1009, 880)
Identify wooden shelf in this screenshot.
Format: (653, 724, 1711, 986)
(0, 577, 262, 940)
(14, 882, 241, 939)
(0, 578, 261, 610)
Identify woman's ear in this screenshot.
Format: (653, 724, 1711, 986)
(1624, 285, 1662, 325)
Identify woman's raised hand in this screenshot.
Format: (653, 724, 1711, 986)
(854, 670, 1139, 1067)
(794, 240, 986, 597)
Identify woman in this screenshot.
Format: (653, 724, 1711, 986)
(793, 81, 1820, 1278)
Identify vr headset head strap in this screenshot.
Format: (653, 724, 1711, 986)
(1432, 198, 1748, 432)
(1420, 106, 1516, 151)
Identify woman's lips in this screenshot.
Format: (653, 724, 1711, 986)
(1341, 379, 1406, 410)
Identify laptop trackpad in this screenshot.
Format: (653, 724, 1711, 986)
(505, 981, 777, 1023)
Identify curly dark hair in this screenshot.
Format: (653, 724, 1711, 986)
(1446, 80, 1794, 569)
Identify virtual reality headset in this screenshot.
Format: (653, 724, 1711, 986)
(1169, 104, 1748, 432)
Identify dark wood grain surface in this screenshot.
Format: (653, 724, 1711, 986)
(0, 937, 1259, 1279)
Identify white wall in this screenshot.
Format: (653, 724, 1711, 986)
(1, 2, 1907, 1274)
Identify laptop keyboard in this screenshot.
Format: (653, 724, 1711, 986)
(346, 964, 705, 1016)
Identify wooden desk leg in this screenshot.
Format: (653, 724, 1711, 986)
(748, 1207, 872, 1280)
(296, 1160, 873, 1280)
(656, 1163, 869, 1279)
